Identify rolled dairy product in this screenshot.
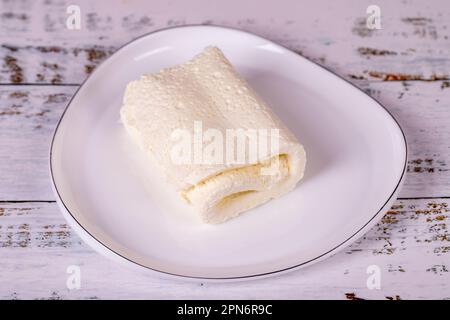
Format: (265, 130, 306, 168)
(120, 47, 306, 224)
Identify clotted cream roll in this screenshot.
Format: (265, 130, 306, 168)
(120, 47, 306, 224)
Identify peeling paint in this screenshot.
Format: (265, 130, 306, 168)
(3, 55, 23, 83)
(358, 47, 397, 56)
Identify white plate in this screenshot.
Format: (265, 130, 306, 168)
(50, 25, 407, 280)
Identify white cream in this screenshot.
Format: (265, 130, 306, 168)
(121, 47, 306, 223)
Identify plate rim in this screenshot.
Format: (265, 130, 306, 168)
(49, 24, 408, 281)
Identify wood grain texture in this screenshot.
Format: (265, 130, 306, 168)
(0, 0, 449, 85)
(1, 81, 449, 201)
(0, 86, 75, 200)
(0, 199, 448, 299)
(0, 0, 449, 299)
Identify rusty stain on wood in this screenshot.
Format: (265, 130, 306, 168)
(1, 36, 448, 84)
(35, 46, 68, 54)
(401, 17, 439, 39)
(381, 213, 399, 224)
(358, 47, 397, 57)
(345, 292, 365, 300)
(0, 12, 29, 21)
(0, 90, 71, 120)
(2, 55, 23, 83)
(441, 81, 450, 89)
(352, 18, 375, 37)
(0, 226, 74, 249)
(85, 65, 95, 74)
(385, 295, 402, 300)
(427, 215, 446, 222)
(415, 202, 448, 215)
(426, 264, 448, 275)
(44, 93, 68, 104)
(407, 158, 449, 173)
(0, 203, 82, 249)
(50, 74, 63, 84)
(347, 291, 403, 300)
(366, 200, 450, 258)
(1, 44, 19, 52)
(434, 246, 450, 254)
(122, 14, 154, 31)
(41, 62, 59, 71)
(402, 17, 433, 25)
(8, 91, 28, 99)
(388, 265, 406, 273)
(85, 47, 110, 62)
(0, 110, 21, 116)
(368, 71, 449, 81)
(348, 73, 450, 82)
(166, 18, 187, 26)
(1, 44, 116, 83)
(348, 74, 366, 80)
(81, 46, 115, 74)
(34, 109, 51, 117)
(407, 158, 448, 173)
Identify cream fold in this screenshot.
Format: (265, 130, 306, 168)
(120, 47, 306, 223)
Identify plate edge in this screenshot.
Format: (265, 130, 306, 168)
(48, 24, 409, 282)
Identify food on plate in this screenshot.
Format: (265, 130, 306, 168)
(120, 47, 306, 223)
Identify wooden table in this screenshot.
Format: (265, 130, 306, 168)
(0, 0, 449, 299)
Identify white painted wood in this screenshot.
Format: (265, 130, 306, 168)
(0, 0, 449, 299)
(0, 0, 449, 84)
(360, 81, 450, 198)
(0, 199, 448, 299)
(0, 86, 75, 200)
(1, 81, 449, 201)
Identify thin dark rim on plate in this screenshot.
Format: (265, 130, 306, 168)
(49, 24, 408, 280)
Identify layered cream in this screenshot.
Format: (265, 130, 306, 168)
(120, 47, 306, 224)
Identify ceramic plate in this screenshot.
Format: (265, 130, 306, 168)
(50, 25, 407, 280)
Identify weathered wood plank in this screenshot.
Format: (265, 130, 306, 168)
(358, 81, 450, 197)
(0, 199, 448, 299)
(0, 0, 449, 84)
(0, 86, 75, 200)
(0, 0, 448, 301)
(1, 80, 449, 201)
